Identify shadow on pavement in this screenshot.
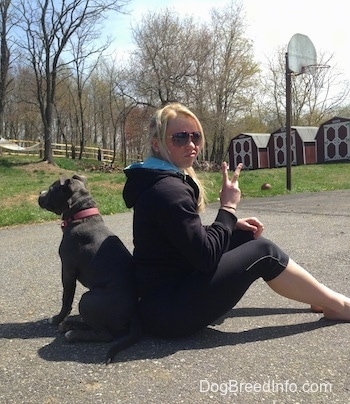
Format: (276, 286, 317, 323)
(0, 307, 331, 365)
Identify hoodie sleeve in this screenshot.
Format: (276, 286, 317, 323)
(148, 176, 237, 273)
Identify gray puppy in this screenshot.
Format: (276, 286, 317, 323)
(38, 174, 140, 363)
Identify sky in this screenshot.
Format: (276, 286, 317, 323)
(105, 0, 350, 81)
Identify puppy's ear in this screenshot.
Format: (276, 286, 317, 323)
(72, 174, 87, 185)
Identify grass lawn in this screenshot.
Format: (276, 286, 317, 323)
(0, 155, 349, 228)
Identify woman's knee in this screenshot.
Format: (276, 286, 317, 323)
(252, 237, 289, 281)
(254, 237, 280, 254)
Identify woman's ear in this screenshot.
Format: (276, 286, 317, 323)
(151, 138, 160, 153)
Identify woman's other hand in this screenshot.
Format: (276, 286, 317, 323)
(236, 217, 265, 239)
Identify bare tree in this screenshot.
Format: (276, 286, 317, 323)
(205, 2, 259, 163)
(131, 8, 199, 107)
(262, 48, 350, 128)
(17, 0, 129, 164)
(102, 58, 138, 165)
(130, 3, 258, 164)
(69, 25, 112, 159)
(88, 68, 111, 149)
(0, 0, 16, 137)
(294, 52, 350, 124)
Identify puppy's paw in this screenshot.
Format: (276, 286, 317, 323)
(59, 319, 91, 333)
(58, 321, 71, 333)
(65, 330, 79, 343)
(49, 315, 64, 325)
(65, 329, 114, 343)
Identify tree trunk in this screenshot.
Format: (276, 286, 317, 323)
(43, 126, 54, 163)
(43, 102, 54, 163)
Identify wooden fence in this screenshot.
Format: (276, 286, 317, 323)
(0, 139, 118, 163)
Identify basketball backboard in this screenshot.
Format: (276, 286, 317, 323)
(287, 33, 317, 74)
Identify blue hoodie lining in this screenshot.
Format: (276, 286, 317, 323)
(125, 156, 181, 173)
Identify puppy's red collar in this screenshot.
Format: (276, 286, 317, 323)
(61, 208, 100, 231)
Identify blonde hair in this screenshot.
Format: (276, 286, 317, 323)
(148, 103, 207, 212)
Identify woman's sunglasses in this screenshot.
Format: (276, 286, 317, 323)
(168, 131, 202, 147)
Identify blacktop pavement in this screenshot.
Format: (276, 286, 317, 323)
(1, 189, 350, 404)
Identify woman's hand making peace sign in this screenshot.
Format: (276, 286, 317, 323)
(219, 161, 242, 211)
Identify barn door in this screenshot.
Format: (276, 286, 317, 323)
(323, 122, 350, 161)
(233, 138, 253, 169)
(273, 132, 297, 167)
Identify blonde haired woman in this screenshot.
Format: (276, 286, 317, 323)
(123, 103, 350, 337)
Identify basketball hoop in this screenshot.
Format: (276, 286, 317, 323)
(301, 64, 330, 76)
(287, 34, 317, 74)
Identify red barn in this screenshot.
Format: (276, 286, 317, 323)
(315, 117, 350, 163)
(228, 133, 271, 170)
(269, 126, 318, 168)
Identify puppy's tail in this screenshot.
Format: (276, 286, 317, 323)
(105, 316, 142, 365)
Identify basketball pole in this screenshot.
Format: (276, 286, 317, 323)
(285, 52, 292, 191)
(285, 33, 317, 191)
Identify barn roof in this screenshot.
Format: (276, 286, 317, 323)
(291, 126, 318, 142)
(237, 133, 271, 148)
(319, 116, 350, 126)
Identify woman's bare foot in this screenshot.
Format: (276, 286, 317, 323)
(323, 300, 350, 321)
(310, 304, 323, 313)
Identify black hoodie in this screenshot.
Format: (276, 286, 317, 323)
(123, 160, 237, 297)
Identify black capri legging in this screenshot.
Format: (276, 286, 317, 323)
(138, 231, 289, 338)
